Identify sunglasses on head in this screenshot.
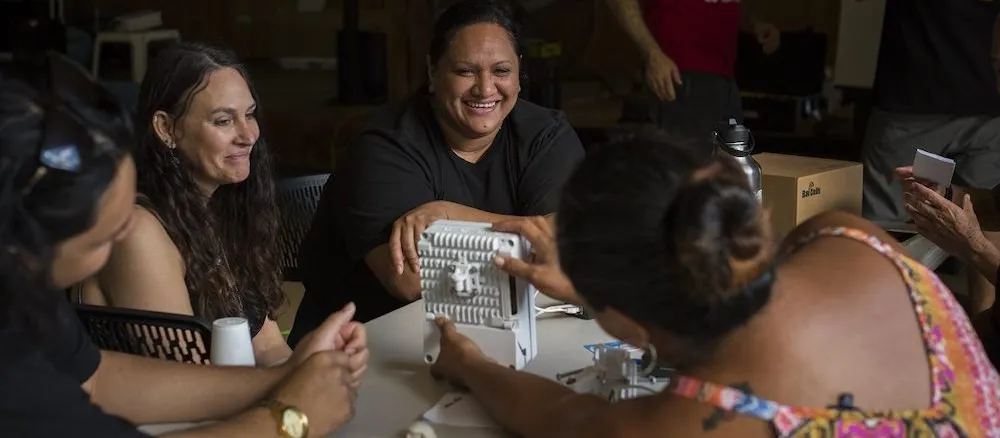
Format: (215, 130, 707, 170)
(20, 52, 114, 196)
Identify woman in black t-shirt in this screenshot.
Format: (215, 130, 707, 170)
(291, 0, 585, 338)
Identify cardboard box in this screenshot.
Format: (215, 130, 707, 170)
(756, 153, 863, 239)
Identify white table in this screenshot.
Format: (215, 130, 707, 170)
(141, 300, 613, 437)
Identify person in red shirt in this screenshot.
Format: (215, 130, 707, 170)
(608, 0, 779, 144)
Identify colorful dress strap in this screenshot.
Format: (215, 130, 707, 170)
(663, 226, 1000, 437)
(781, 226, 904, 263)
(670, 375, 782, 421)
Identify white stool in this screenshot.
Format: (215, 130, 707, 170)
(91, 28, 180, 82)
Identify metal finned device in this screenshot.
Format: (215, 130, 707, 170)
(419, 220, 539, 370)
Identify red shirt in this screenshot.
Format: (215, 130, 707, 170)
(644, 0, 742, 78)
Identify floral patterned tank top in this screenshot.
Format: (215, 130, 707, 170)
(668, 227, 1000, 437)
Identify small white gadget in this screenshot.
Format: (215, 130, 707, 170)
(556, 344, 663, 402)
(419, 220, 538, 370)
(912, 149, 956, 187)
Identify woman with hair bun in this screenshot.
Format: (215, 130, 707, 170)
(430, 131, 1000, 437)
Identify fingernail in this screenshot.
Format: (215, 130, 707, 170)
(493, 256, 505, 267)
(396, 265, 403, 275)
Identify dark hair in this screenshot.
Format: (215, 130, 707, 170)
(0, 53, 131, 335)
(429, 0, 521, 66)
(556, 130, 774, 347)
(133, 41, 281, 324)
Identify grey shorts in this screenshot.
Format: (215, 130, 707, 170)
(861, 109, 1000, 223)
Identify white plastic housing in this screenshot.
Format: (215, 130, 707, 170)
(419, 220, 538, 370)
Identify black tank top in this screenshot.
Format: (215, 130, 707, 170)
(136, 196, 265, 338)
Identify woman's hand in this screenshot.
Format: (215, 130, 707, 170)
(644, 50, 682, 101)
(289, 303, 369, 387)
(492, 217, 580, 304)
(430, 316, 492, 387)
(391, 201, 453, 274)
(755, 22, 781, 55)
(895, 166, 946, 196)
(270, 351, 358, 437)
(336, 321, 369, 388)
(905, 183, 985, 260)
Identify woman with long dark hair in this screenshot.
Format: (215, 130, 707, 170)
(0, 51, 364, 438)
(78, 41, 290, 366)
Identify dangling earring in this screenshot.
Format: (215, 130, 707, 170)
(167, 147, 180, 168)
(640, 343, 658, 376)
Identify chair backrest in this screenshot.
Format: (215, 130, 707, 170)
(75, 304, 213, 364)
(275, 173, 331, 281)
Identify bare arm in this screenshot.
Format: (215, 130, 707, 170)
(255, 319, 294, 367)
(95, 207, 194, 315)
(161, 409, 278, 438)
(365, 244, 424, 301)
(84, 351, 288, 425)
(96, 207, 292, 365)
(605, 0, 663, 60)
(968, 235, 1000, 286)
(443, 344, 709, 438)
(455, 357, 618, 437)
(364, 201, 521, 302)
(446, 202, 520, 224)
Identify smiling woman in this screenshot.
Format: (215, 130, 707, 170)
(290, 0, 586, 337)
(76, 42, 292, 367)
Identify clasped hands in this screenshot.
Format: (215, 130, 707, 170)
(266, 303, 369, 436)
(289, 302, 369, 387)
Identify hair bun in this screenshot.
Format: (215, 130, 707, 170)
(663, 173, 774, 337)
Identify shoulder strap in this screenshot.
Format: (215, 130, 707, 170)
(670, 376, 808, 435)
(782, 226, 904, 263)
(670, 375, 782, 421)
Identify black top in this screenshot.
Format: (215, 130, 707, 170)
(873, 0, 1000, 115)
(0, 297, 150, 437)
(292, 95, 585, 334)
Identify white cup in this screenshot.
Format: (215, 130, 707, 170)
(210, 317, 256, 366)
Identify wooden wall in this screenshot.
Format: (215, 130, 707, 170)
(68, 0, 432, 99)
(68, 0, 842, 97)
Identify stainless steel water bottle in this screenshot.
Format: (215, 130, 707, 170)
(714, 119, 762, 202)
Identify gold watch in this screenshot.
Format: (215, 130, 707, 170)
(259, 399, 309, 438)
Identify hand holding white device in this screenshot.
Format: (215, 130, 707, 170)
(912, 149, 956, 188)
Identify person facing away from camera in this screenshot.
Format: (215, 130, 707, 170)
(76, 41, 292, 366)
(429, 130, 1000, 437)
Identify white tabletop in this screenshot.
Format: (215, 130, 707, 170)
(142, 300, 614, 437)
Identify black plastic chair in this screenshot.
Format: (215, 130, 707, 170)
(75, 304, 213, 365)
(275, 173, 331, 282)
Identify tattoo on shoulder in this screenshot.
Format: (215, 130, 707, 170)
(701, 382, 754, 431)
